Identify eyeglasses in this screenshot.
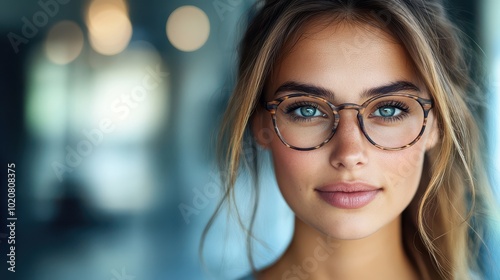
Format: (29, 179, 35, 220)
(264, 93, 433, 151)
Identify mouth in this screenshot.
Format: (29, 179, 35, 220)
(315, 182, 382, 209)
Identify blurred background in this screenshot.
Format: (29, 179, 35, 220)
(0, 0, 499, 279)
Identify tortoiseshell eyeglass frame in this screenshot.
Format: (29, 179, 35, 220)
(264, 93, 434, 151)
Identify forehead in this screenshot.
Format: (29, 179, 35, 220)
(268, 19, 421, 101)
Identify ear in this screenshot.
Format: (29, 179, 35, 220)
(251, 108, 273, 149)
(425, 114, 440, 151)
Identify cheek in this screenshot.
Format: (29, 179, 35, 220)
(379, 145, 426, 204)
(265, 115, 318, 189)
(271, 143, 311, 186)
(269, 141, 325, 198)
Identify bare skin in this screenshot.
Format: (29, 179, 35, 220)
(252, 19, 438, 280)
(257, 217, 418, 280)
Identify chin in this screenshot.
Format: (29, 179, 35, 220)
(305, 213, 387, 240)
(322, 223, 380, 240)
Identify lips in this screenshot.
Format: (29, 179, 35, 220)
(315, 182, 381, 209)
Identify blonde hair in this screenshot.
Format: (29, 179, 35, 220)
(202, 0, 498, 279)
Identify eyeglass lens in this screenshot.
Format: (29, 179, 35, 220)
(273, 95, 425, 149)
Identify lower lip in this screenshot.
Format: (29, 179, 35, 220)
(317, 190, 380, 209)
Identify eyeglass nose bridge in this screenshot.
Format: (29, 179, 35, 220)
(329, 102, 368, 140)
(331, 102, 367, 125)
(334, 102, 365, 113)
(264, 93, 434, 151)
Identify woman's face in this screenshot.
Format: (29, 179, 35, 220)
(253, 20, 438, 239)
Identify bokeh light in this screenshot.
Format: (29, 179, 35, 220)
(86, 0, 132, 56)
(166, 5, 210, 52)
(86, 0, 127, 21)
(44, 21, 84, 65)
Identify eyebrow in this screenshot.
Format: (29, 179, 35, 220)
(273, 80, 421, 100)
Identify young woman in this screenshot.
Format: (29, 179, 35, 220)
(203, 0, 499, 279)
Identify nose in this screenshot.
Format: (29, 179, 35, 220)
(328, 109, 368, 170)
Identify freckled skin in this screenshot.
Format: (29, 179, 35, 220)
(254, 22, 438, 241)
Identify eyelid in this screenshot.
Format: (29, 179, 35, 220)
(274, 92, 426, 109)
(275, 91, 307, 99)
(278, 91, 410, 101)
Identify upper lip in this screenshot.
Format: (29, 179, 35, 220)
(315, 182, 381, 193)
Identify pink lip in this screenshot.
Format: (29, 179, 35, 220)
(316, 182, 381, 209)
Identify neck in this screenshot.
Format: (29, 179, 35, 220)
(260, 216, 418, 280)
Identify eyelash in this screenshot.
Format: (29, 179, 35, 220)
(280, 98, 411, 123)
(283, 101, 322, 122)
(372, 100, 411, 122)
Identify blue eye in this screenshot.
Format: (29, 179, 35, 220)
(373, 106, 402, 117)
(282, 100, 329, 123)
(295, 106, 321, 117)
(284, 101, 325, 119)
